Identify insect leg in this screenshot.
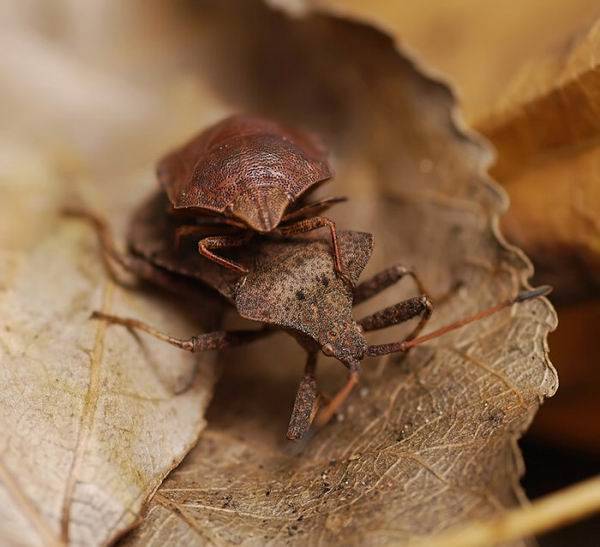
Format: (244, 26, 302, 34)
(358, 295, 433, 345)
(282, 196, 347, 223)
(353, 264, 430, 305)
(198, 234, 252, 275)
(63, 207, 213, 300)
(287, 352, 319, 440)
(92, 310, 272, 352)
(62, 208, 136, 283)
(174, 221, 247, 249)
(278, 216, 351, 285)
(313, 369, 360, 428)
(175, 225, 217, 248)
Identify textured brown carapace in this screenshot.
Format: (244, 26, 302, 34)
(157, 114, 348, 278)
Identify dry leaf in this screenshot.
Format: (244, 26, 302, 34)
(305, 1, 600, 303)
(478, 18, 600, 303)
(0, 9, 227, 540)
(0, 158, 223, 545)
(0, 0, 561, 544)
(107, 2, 557, 544)
(304, 0, 600, 123)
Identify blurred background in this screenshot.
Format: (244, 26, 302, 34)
(1, 1, 598, 544)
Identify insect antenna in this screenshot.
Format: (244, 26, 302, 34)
(366, 285, 552, 357)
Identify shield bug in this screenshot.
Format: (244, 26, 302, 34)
(65, 194, 551, 440)
(157, 114, 349, 281)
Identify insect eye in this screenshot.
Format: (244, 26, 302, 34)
(322, 343, 334, 356)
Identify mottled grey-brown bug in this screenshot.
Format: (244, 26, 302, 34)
(65, 194, 550, 440)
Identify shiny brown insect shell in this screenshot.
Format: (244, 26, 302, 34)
(157, 114, 333, 232)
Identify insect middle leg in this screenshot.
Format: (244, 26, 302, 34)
(62, 208, 135, 283)
(63, 208, 213, 300)
(198, 234, 253, 275)
(353, 263, 430, 305)
(92, 310, 272, 352)
(360, 296, 434, 360)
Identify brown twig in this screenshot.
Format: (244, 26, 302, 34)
(411, 475, 600, 547)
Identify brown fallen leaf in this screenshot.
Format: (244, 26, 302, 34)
(475, 17, 600, 455)
(313, 0, 599, 456)
(0, 161, 223, 545)
(113, 2, 557, 544)
(478, 17, 600, 303)
(311, 0, 600, 124)
(307, 0, 600, 303)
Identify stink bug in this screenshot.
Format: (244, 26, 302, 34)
(157, 114, 349, 280)
(65, 194, 551, 440)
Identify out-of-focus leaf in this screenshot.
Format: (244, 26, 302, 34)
(479, 18, 600, 303)
(0, 92, 222, 547)
(302, 0, 600, 123)
(0, 230, 218, 547)
(475, 18, 600, 455)
(116, 2, 557, 544)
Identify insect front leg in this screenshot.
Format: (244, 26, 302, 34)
(174, 219, 247, 249)
(198, 234, 252, 275)
(287, 352, 319, 440)
(282, 196, 347, 223)
(313, 367, 360, 428)
(174, 225, 220, 249)
(91, 311, 272, 352)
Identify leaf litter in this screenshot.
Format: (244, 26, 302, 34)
(0, 1, 557, 546)
(120, 1, 557, 545)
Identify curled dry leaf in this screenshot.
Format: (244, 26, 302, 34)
(310, 0, 600, 455)
(113, 2, 557, 545)
(304, 0, 600, 302)
(475, 17, 600, 453)
(309, 0, 600, 124)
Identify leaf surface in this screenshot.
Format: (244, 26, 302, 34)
(111, 2, 557, 545)
(0, 104, 222, 547)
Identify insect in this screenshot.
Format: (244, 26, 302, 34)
(66, 193, 551, 440)
(158, 114, 349, 281)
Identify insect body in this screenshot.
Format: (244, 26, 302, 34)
(66, 194, 551, 440)
(158, 114, 348, 279)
